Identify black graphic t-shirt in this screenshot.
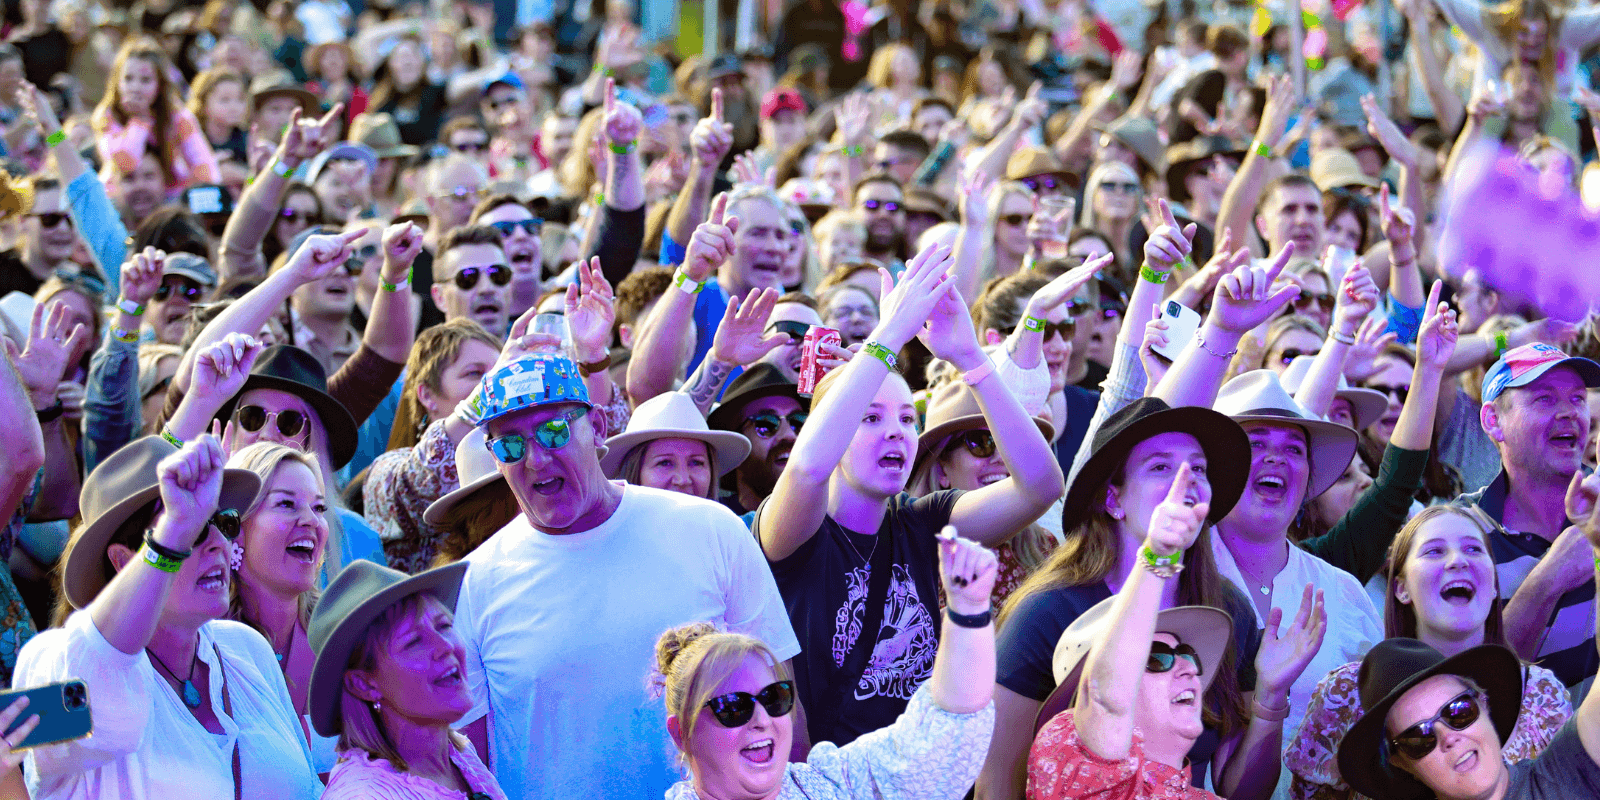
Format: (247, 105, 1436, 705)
(757, 490, 961, 747)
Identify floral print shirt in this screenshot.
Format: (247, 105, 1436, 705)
(1285, 660, 1571, 800)
(320, 741, 507, 800)
(1027, 712, 1218, 800)
(366, 419, 461, 574)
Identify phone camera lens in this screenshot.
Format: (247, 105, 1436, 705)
(64, 683, 85, 709)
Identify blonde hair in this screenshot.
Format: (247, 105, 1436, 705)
(867, 44, 914, 90)
(389, 319, 504, 450)
(226, 442, 329, 630)
(1080, 161, 1141, 231)
(0, 171, 31, 220)
(653, 622, 793, 764)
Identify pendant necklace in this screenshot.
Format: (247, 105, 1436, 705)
(148, 645, 203, 709)
(841, 529, 879, 569)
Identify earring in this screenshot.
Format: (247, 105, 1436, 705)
(371, 699, 382, 712)
(1109, 508, 1125, 520)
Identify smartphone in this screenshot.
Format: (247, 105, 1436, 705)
(185, 185, 224, 216)
(1325, 245, 1357, 288)
(0, 680, 92, 749)
(1152, 300, 1202, 362)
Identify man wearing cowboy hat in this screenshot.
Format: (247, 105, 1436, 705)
(708, 363, 809, 518)
(452, 349, 798, 800)
(1458, 343, 1600, 688)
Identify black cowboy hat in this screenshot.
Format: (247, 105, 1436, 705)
(216, 345, 360, 468)
(707, 363, 809, 433)
(1337, 640, 1523, 800)
(1062, 397, 1250, 531)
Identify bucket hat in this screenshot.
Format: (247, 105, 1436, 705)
(1213, 370, 1360, 499)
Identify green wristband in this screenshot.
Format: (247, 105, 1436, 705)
(140, 538, 189, 573)
(1139, 263, 1171, 284)
(380, 267, 411, 293)
(159, 427, 184, 448)
(1494, 330, 1510, 360)
(861, 341, 900, 372)
(1022, 316, 1047, 332)
(1250, 139, 1273, 158)
(45, 129, 66, 148)
(608, 140, 637, 155)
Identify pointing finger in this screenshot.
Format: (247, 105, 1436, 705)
(712, 87, 724, 122)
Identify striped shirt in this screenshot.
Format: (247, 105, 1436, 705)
(1458, 470, 1598, 687)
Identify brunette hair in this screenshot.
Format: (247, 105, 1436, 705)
(618, 440, 719, 499)
(389, 320, 505, 450)
(1382, 505, 1509, 648)
(96, 38, 183, 183)
(653, 622, 794, 764)
(188, 67, 246, 121)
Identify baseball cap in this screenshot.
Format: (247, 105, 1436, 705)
(476, 353, 592, 427)
(483, 71, 525, 97)
(760, 88, 806, 120)
(163, 252, 217, 289)
(707, 53, 743, 80)
(306, 142, 379, 184)
(1481, 342, 1600, 402)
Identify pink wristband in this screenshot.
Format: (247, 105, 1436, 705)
(961, 356, 997, 386)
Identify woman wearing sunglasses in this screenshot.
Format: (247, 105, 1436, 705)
(1081, 161, 1144, 271)
(658, 530, 998, 800)
(308, 559, 507, 800)
(14, 435, 323, 799)
(1287, 505, 1571, 800)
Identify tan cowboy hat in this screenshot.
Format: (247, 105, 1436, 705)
(423, 427, 513, 528)
(249, 70, 320, 117)
(349, 112, 421, 160)
(1035, 596, 1233, 735)
(1213, 370, 1360, 499)
(61, 437, 261, 610)
(1310, 148, 1379, 192)
(600, 392, 751, 478)
(307, 560, 468, 737)
(1280, 355, 1389, 432)
(1099, 115, 1167, 176)
(911, 379, 1053, 490)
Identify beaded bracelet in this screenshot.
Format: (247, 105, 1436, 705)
(1196, 331, 1237, 360)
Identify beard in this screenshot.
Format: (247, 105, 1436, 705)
(737, 440, 793, 500)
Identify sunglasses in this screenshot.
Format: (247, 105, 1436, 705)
(1278, 347, 1319, 365)
(453, 141, 489, 153)
(453, 264, 513, 290)
(1098, 181, 1141, 194)
(343, 244, 377, 276)
(235, 405, 310, 439)
(1365, 383, 1409, 403)
(31, 212, 73, 229)
(489, 218, 544, 237)
(151, 501, 242, 550)
(1021, 175, 1065, 193)
(485, 407, 588, 463)
(1388, 690, 1482, 762)
(279, 208, 318, 225)
(704, 680, 796, 728)
(1003, 319, 1075, 340)
(860, 199, 901, 213)
(999, 213, 1031, 227)
(943, 429, 996, 460)
(1147, 641, 1203, 675)
(768, 320, 811, 342)
(155, 277, 203, 302)
(743, 411, 807, 439)
(1295, 292, 1336, 313)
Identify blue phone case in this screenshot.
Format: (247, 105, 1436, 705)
(0, 680, 92, 749)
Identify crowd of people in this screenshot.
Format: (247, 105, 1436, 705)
(3, 0, 1600, 798)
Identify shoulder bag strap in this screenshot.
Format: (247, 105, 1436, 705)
(213, 645, 242, 800)
(813, 529, 895, 742)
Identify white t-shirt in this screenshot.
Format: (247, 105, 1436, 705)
(454, 484, 801, 800)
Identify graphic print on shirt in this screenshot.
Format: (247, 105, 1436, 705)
(831, 563, 937, 701)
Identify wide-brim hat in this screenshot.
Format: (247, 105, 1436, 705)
(1337, 640, 1523, 800)
(348, 112, 420, 160)
(1004, 146, 1078, 189)
(1164, 135, 1245, 202)
(707, 363, 807, 432)
(216, 345, 360, 468)
(1062, 397, 1250, 531)
(424, 427, 513, 528)
(249, 71, 320, 117)
(1280, 355, 1389, 432)
(1099, 115, 1167, 176)
(1035, 597, 1232, 735)
(911, 380, 1053, 488)
(61, 436, 261, 610)
(307, 560, 468, 737)
(601, 392, 751, 478)
(902, 188, 952, 220)
(1214, 370, 1360, 499)
(1311, 148, 1379, 192)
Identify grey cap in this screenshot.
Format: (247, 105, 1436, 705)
(163, 252, 216, 288)
(306, 141, 379, 184)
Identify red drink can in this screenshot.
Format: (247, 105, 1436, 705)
(797, 326, 841, 396)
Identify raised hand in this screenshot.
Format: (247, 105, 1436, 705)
(602, 78, 643, 147)
(690, 88, 734, 167)
(1109, 50, 1143, 93)
(153, 434, 227, 548)
(1377, 186, 1415, 247)
(683, 193, 739, 283)
(730, 151, 774, 188)
(958, 170, 997, 225)
(1255, 73, 1299, 150)
(938, 526, 999, 614)
(918, 281, 982, 366)
(381, 220, 424, 271)
(192, 333, 265, 400)
(1329, 261, 1379, 338)
(1145, 460, 1209, 557)
(874, 242, 955, 351)
(1172, 236, 1246, 309)
(1343, 315, 1399, 383)
(120, 247, 165, 307)
(14, 300, 87, 408)
(834, 91, 874, 150)
(1468, 80, 1506, 122)
(288, 228, 368, 283)
(16, 81, 59, 135)
(1013, 81, 1046, 129)
(1567, 468, 1600, 549)
(563, 257, 616, 364)
(1255, 584, 1328, 701)
(1027, 255, 1110, 320)
(278, 103, 345, 166)
(1142, 197, 1197, 274)
(1361, 94, 1419, 168)
(712, 288, 787, 366)
(1206, 244, 1301, 333)
(1416, 280, 1459, 370)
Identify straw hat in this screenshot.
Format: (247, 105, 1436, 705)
(348, 113, 421, 160)
(1310, 148, 1379, 192)
(249, 71, 320, 117)
(600, 392, 751, 478)
(1213, 370, 1360, 499)
(910, 379, 1052, 490)
(1280, 355, 1389, 432)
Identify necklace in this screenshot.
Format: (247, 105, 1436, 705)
(147, 645, 203, 709)
(1226, 539, 1281, 598)
(841, 529, 880, 568)
(274, 624, 297, 665)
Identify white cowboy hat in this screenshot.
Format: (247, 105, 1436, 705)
(1280, 355, 1389, 432)
(422, 427, 511, 528)
(599, 392, 752, 479)
(1214, 370, 1360, 499)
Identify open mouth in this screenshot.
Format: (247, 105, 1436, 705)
(979, 472, 1008, 486)
(197, 565, 227, 591)
(1172, 689, 1197, 706)
(473, 302, 502, 316)
(433, 665, 463, 688)
(531, 476, 564, 496)
(878, 452, 906, 472)
(1252, 474, 1288, 500)
(740, 738, 776, 765)
(1551, 432, 1581, 450)
(286, 535, 318, 564)
(1454, 750, 1478, 772)
(1440, 580, 1476, 605)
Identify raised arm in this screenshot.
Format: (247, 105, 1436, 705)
(627, 194, 738, 406)
(970, 83, 1046, 183)
(1295, 263, 1378, 419)
(663, 89, 733, 264)
(681, 288, 786, 414)
(10, 301, 87, 521)
(1215, 75, 1297, 256)
(22, 82, 127, 289)
(1567, 469, 1600, 763)
(217, 104, 343, 281)
(1402, 0, 1465, 140)
(1053, 57, 1140, 164)
(590, 80, 646, 285)
(564, 257, 622, 409)
(950, 171, 997, 302)
(364, 221, 422, 365)
(165, 334, 266, 444)
(929, 530, 999, 714)
(83, 249, 162, 472)
(757, 244, 957, 561)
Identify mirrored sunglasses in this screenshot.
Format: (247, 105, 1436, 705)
(453, 264, 513, 290)
(1146, 641, 1203, 674)
(743, 411, 807, 439)
(1388, 690, 1482, 761)
(485, 408, 588, 463)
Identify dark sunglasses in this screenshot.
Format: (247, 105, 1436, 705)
(1146, 641, 1203, 674)
(704, 680, 796, 728)
(485, 408, 588, 463)
(489, 219, 544, 237)
(1278, 347, 1319, 365)
(31, 212, 73, 229)
(999, 213, 1030, 227)
(1367, 383, 1409, 403)
(343, 245, 378, 276)
(1388, 690, 1482, 761)
(768, 320, 811, 342)
(453, 141, 489, 153)
(155, 277, 203, 302)
(150, 501, 242, 549)
(860, 199, 901, 213)
(743, 411, 807, 439)
(1020, 175, 1064, 192)
(1295, 292, 1336, 313)
(234, 405, 309, 439)
(1099, 181, 1141, 194)
(279, 208, 318, 225)
(453, 264, 513, 290)
(943, 429, 996, 460)
(1003, 318, 1075, 340)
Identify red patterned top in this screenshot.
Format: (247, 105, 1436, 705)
(1028, 711, 1219, 800)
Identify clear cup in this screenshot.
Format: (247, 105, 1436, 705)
(529, 313, 573, 358)
(1037, 195, 1076, 260)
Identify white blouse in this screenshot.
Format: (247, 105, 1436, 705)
(14, 611, 322, 800)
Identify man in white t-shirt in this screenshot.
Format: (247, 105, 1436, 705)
(452, 351, 800, 800)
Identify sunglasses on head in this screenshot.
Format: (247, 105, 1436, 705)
(1147, 641, 1203, 674)
(235, 405, 310, 439)
(943, 429, 996, 460)
(1003, 318, 1075, 340)
(1278, 347, 1320, 365)
(704, 680, 796, 728)
(1367, 383, 1409, 403)
(768, 320, 811, 342)
(453, 264, 513, 290)
(1295, 292, 1336, 313)
(860, 199, 901, 213)
(155, 277, 203, 302)
(279, 208, 318, 225)
(489, 218, 544, 237)
(1388, 689, 1482, 761)
(31, 212, 73, 229)
(485, 407, 588, 463)
(999, 213, 1031, 227)
(744, 411, 807, 439)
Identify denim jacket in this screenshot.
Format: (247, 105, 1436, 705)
(83, 326, 139, 474)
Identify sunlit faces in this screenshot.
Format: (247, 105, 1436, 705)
(1362, 355, 1412, 445)
(760, 108, 806, 154)
(255, 95, 301, 140)
(1091, 165, 1141, 223)
(994, 191, 1033, 260)
(1134, 631, 1206, 754)
(1487, 366, 1591, 479)
(854, 181, 905, 254)
(118, 151, 167, 224)
(487, 403, 612, 533)
(1396, 513, 1497, 641)
(839, 375, 918, 498)
(146, 273, 202, 345)
(913, 103, 953, 145)
(433, 242, 511, 334)
(204, 78, 248, 130)
(817, 221, 864, 274)
(228, 388, 318, 454)
(239, 460, 328, 596)
(346, 595, 474, 728)
(821, 285, 878, 347)
(1105, 432, 1211, 536)
(427, 160, 489, 231)
(419, 339, 499, 424)
(117, 507, 236, 623)
(1314, 455, 1371, 530)
(118, 56, 160, 115)
(1266, 328, 1323, 378)
(477, 202, 544, 283)
(385, 39, 426, 89)
(638, 438, 713, 498)
(758, 302, 822, 380)
(1326, 209, 1364, 254)
(1385, 675, 1506, 797)
(727, 197, 790, 295)
(26, 186, 76, 264)
(936, 427, 1008, 491)
(676, 655, 793, 800)
(313, 158, 373, 221)
(1227, 422, 1311, 531)
(276, 189, 322, 252)
(292, 237, 359, 320)
(1257, 183, 1325, 257)
(1453, 269, 1497, 333)
(736, 394, 804, 497)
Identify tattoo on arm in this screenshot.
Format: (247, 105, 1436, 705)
(685, 358, 735, 415)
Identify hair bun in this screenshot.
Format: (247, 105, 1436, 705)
(648, 621, 719, 697)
